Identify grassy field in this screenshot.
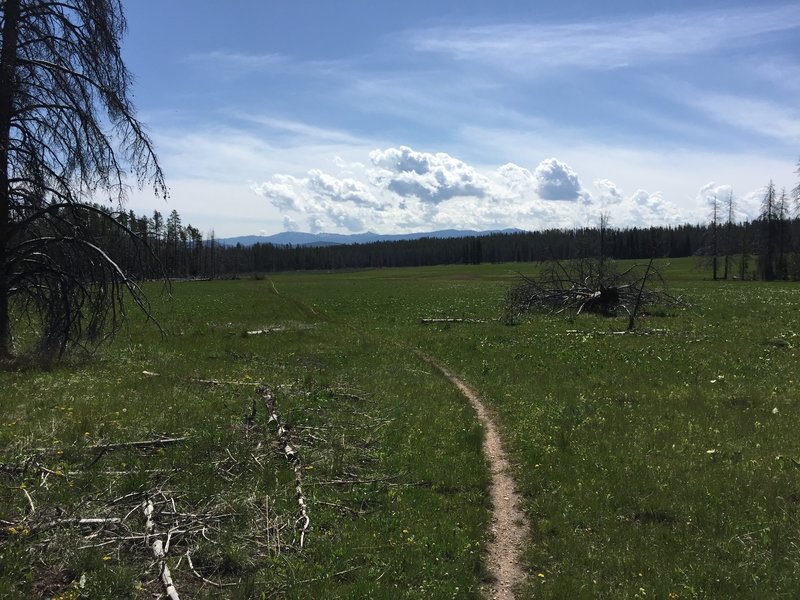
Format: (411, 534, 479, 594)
(2, 258, 800, 598)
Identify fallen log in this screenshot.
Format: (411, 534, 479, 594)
(259, 386, 310, 548)
(420, 317, 485, 324)
(565, 329, 671, 336)
(39, 517, 122, 530)
(246, 326, 286, 336)
(193, 378, 260, 387)
(90, 437, 187, 452)
(143, 498, 180, 600)
(29, 436, 187, 457)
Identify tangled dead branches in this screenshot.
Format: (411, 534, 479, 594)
(504, 258, 683, 327)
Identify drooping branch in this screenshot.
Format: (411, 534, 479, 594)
(6, 228, 160, 356)
(0, 0, 167, 358)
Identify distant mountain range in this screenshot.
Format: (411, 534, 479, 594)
(218, 228, 524, 247)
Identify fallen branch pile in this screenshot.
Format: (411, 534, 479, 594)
(0, 382, 319, 596)
(0, 378, 410, 596)
(504, 258, 683, 326)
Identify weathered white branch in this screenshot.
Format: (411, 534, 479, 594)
(27, 516, 122, 534)
(193, 378, 260, 387)
(143, 499, 180, 600)
(91, 437, 187, 451)
(260, 386, 310, 548)
(20, 487, 35, 515)
(420, 317, 485, 324)
(246, 326, 285, 335)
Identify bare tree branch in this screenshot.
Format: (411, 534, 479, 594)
(503, 258, 683, 325)
(0, 0, 166, 359)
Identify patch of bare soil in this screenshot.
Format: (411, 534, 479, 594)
(420, 354, 529, 599)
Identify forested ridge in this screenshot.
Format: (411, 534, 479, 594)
(87, 205, 800, 280)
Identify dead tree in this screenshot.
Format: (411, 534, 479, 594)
(503, 258, 682, 327)
(0, 1, 166, 359)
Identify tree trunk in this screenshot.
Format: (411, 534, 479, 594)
(0, 0, 21, 358)
(740, 228, 749, 280)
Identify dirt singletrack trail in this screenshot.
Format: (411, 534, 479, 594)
(420, 354, 529, 599)
(268, 281, 529, 595)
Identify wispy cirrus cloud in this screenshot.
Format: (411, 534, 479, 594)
(682, 93, 800, 146)
(752, 57, 800, 95)
(185, 49, 287, 70)
(408, 4, 800, 72)
(232, 114, 370, 146)
(184, 49, 352, 80)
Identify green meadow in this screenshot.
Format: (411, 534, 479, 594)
(2, 258, 800, 598)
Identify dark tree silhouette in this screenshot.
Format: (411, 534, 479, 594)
(0, 0, 166, 358)
(794, 157, 800, 211)
(776, 188, 791, 279)
(708, 193, 720, 280)
(722, 190, 735, 280)
(758, 181, 778, 281)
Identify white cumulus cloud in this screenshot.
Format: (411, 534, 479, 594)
(369, 146, 493, 203)
(697, 181, 756, 223)
(625, 189, 682, 225)
(282, 216, 299, 232)
(585, 180, 684, 228)
(307, 169, 381, 208)
(534, 158, 586, 201)
(251, 145, 702, 233)
(593, 179, 623, 204)
(496, 163, 536, 194)
(252, 170, 378, 232)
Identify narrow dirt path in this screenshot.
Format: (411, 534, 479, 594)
(419, 353, 529, 599)
(269, 281, 529, 595)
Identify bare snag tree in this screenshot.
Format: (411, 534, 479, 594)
(0, 0, 166, 359)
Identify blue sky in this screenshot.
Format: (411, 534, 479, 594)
(122, 1, 800, 236)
